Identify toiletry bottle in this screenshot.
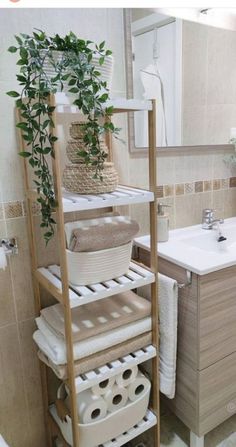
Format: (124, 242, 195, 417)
(157, 203, 171, 242)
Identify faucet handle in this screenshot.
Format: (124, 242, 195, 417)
(202, 208, 214, 218)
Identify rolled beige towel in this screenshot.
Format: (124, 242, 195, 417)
(69, 218, 139, 252)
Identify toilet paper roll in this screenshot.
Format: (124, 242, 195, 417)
(105, 384, 128, 413)
(127, 372, 151, 402)
(115, 365, 138, 387)
(92, 375, 115, 396)
(0, 247, 7, 271)
(66, 389, 107, 424)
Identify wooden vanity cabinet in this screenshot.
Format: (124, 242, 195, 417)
(138, 247, 236, 437)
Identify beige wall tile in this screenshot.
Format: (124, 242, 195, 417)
(18, 320, 44, 413)
(224, 189, 236, 218)
(164, 184, 174, 197)
(204, 180, 212, 192)
(184, 182, 194, 194)
(4, 201, 23, 219)
(213, 179, 221, 190)
(195, 181, 203, 193)
(0, 265, 15, 328)
(212, 190, 225, 217)
(10, 249, 35, 321)
(0, 324, 30, 447)
(175, 184, 184, 196)
(182, 21, 207, 107)
(0, 203, 3, 220)
(175, 192, 212, 229)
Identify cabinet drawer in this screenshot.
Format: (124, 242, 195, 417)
(199, 266, 236, 369)
(199, 352, 236, 436)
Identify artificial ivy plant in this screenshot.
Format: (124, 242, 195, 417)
(7, 30, 118, 243)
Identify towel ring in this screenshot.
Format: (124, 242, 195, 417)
(177, 270, 192, 289)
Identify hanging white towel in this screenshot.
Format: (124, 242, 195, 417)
(138, 273, 178, 399)
(0, 435, 9, 447)
(140, 62, 167, 147)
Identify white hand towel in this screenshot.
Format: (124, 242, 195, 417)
(0, 435, 9, 447)
(138, 273, 178, 399)
(33, 316, 151, 365)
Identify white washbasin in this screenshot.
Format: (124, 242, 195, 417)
(135, 217, 236, 275)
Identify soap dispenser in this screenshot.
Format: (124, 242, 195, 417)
(157, 203, 171, 242)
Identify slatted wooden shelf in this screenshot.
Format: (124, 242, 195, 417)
(62, 185, 154, 212)
(56, 98, 153, 114)
(72, 345, 156, 393)
(36, 261, 155, 308)
(51, 407, 157, 447)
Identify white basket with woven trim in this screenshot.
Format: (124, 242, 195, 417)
(66, 241, 132, 286)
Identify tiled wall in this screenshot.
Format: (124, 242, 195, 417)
(182, 21, 236, 146)
(0, 8, 126, 447)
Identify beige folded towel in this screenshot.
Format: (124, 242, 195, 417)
(69, 218, 139, 252)
(41, 291, 151, 342)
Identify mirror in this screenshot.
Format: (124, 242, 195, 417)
(124, 8, 236, 152)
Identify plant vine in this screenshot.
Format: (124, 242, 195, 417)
(7, 30, 119, 243)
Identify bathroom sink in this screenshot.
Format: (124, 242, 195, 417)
(135, 217, 236, 275)
(180, 227, 236, 253)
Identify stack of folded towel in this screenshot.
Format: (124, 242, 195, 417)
(65, 215, 139, 252)
(33, 291, 151, 377)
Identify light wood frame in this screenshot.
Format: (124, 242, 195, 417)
(17, 94, 160, 447)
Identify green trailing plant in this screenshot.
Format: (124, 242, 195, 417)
(7, 30, 119, 243)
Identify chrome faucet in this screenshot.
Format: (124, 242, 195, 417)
(202, 209, 224, 230)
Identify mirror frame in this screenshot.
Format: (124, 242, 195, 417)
(123, 8, 232, 154)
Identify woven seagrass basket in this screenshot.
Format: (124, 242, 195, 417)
(63, 162, 118, 194)
(66, 138, 108, 164)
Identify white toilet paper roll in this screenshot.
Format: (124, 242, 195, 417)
(0, 247, 7, 271)
(92, 375, 115, 396)
(105, 384, 128, 413)
(127, 372, 151, 402)
(66, 389, 107, 424)
(115, 365, 138, 387)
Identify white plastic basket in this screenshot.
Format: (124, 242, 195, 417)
(66, 241, 132, 286)
(50, 382, 151, 447)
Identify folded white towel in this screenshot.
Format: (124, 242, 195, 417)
(0, 435, 9, 447)
(138, 273, 178, 399)
(33, 317, 151, 365)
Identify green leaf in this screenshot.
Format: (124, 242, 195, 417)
(99, 56, 105, 66)
(68, 87, 79, 94)
(15, 35, 23, 45)
(42, 119, 50, 129)
(106, 50, 112, 56)
(99, 41, 105, 50)
(17, 59, 26, 66)
(7, 91, 20, 98)
(43, 147, 52, 155)
(20, 47, 28, 60)
(16, 122, 28, 130)
(68, 78, 76, 86)
(19, 151, 31, 158)
(17, 75, 27, 83)
(8, 46, 17, 53)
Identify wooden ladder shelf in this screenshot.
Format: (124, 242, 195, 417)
(17, 95, 160, 447)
